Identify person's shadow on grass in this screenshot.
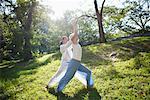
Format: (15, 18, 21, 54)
(48, 87, 101, 100)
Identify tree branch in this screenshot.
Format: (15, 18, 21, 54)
(143, 17, 150, 26)
(100, 0, 106, 15)
(79, 15, 97, 20)
(130, 16, 143, 29)
(139, 15, 145, 29)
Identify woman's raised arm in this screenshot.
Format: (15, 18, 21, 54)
(71, 18, 78, 44)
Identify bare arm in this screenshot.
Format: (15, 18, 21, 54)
(71, 19, 78, 44)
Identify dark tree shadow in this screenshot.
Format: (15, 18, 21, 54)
(0, 86, 10, 100)
(0, 55, 52, 80)
(48, 88, 101, 100)
(81, 47, 112, 69)
(107, 37, 150, 61)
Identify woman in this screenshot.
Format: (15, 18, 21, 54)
(56, 19, 94, 93)
(47, 35, 92, 88)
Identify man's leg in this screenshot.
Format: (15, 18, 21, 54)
(77, 64, 93, 87)
(56, 60, 79, 92)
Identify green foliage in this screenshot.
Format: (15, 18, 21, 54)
(134, 52, 150, 69)
(103, 6, 126, 34)
(0, 0, 60, 61)
(0, 0, 37, 60)
(78, 17, 99, 43)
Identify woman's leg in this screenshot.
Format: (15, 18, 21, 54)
(56, 60, 79, 92)
(48, 62, 68, 87)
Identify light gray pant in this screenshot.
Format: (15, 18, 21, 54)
(57, 59, 93, 92)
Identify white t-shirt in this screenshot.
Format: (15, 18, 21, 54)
(72, 43, 82, 61)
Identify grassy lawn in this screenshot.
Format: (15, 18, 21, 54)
(0, 37, 150, 100)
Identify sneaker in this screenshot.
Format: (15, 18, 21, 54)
(48, 88, 57, 95)
(87, 85, 94, 94)
(56, 91, 65, 98)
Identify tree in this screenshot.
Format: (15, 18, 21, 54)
(0, 29, 5, 62)
(0, 0, 39, 61)
(94, 0, 106, 43)
(22, 1, 37, 61)
(118, 0, 150, 33)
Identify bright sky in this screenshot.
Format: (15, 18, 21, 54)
(39, 0, 125, 20)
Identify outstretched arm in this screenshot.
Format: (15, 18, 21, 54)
(71, 18, 78, 44)
(60, 40, 72, 53)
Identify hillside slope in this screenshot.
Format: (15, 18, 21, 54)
(0, 36, 150, 100)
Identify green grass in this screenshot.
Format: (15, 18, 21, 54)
(0, 37, 150, 100)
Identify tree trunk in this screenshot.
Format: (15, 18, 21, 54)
(23, 2, 36, 61)
(0, 30, 5, 63)
(94, 0, 106, 43)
